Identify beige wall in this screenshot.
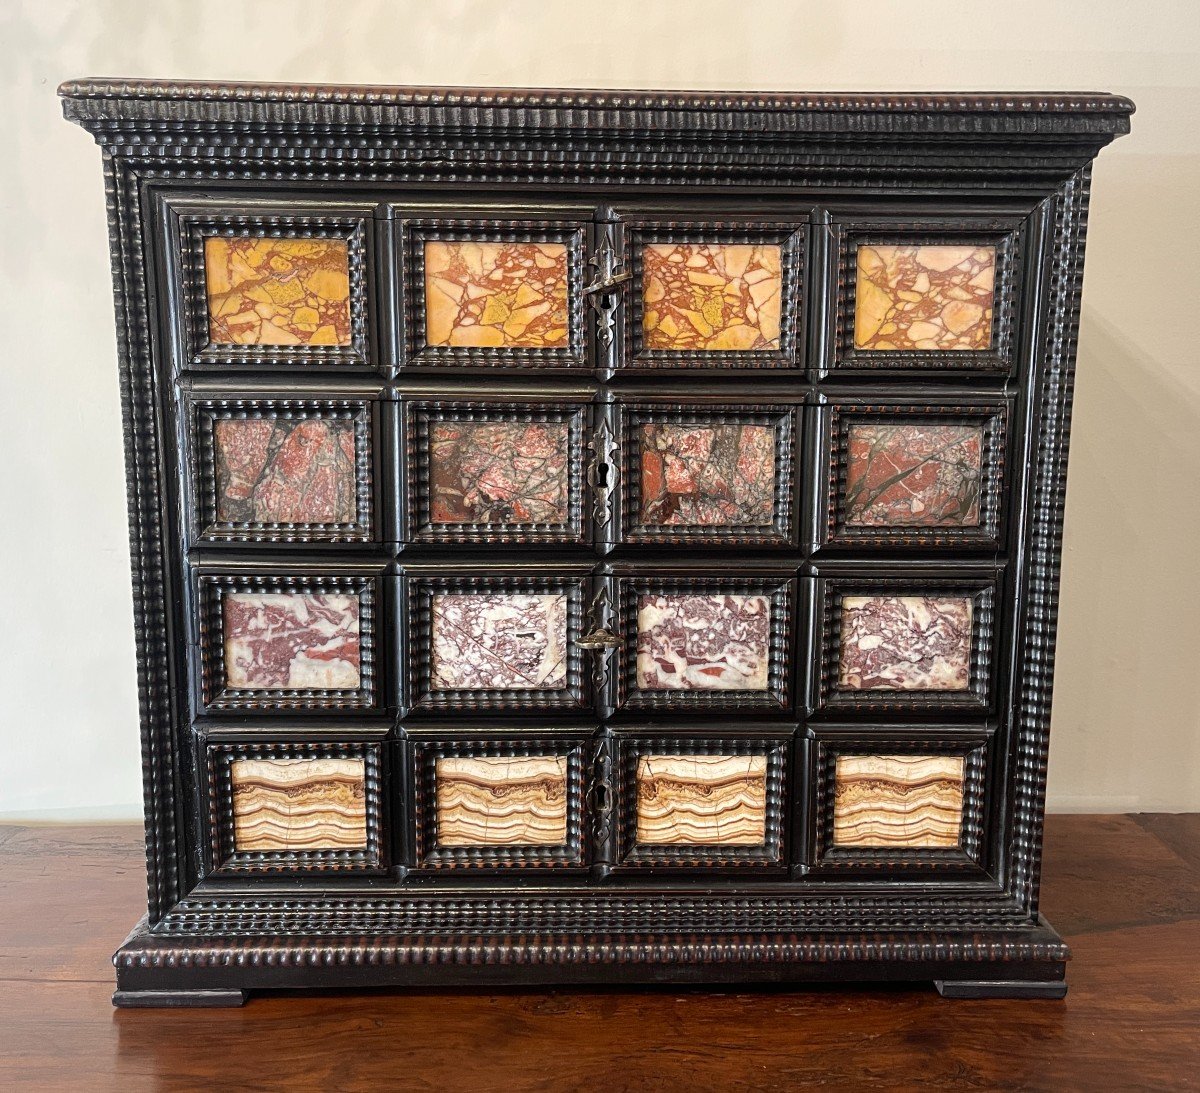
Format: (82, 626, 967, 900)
(1, 0, 1196, 817)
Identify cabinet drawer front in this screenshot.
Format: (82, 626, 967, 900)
(816, 399, 1009, 551)
(410, 731, 589, 870)
(404, 396, 592, 545)
(400, 215, 590, 370)
(811, 569, 999, 715)
(826, 212, 1027, 376)
(612, 729, 791, 871)
(204, 738, 386, 876)
(805, 725, 993, 878)
(614, 399, 801, 547)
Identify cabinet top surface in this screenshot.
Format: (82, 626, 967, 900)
(58, 78, 1133, 135)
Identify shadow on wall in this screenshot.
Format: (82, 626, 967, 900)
(1050, 310, 1200, 811)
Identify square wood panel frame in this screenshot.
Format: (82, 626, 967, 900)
(619, 218, 806, 370)
(812, 570, 999, 716)
(817, 399, 1009, 551)
(404, 567, 593, 714)
(826, 213, 1026, 375)
(409, 728, 589, 871)
(189, 394, 377, 545)
(614, 399, 800, 547)
(196, 571, 381, 714)
(172, 202, 376, 370)
(205, 738, 385, 876)
(805, 724, 992, 877)
(612, 728, 790, 871)
(612, 571, 797, 714)
(401, 218, 589, 369)
(404, 396, 592, 546)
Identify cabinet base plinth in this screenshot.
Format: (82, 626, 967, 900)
(112, 915, 1068, 1005)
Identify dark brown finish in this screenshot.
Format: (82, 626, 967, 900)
(57, 80, 1132, 1003)
(3, 817, 1197, 1090)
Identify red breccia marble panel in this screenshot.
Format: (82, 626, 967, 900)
(430, 419, 570, 525)
(838, 595, 972, 691)
(843, 422, 983, 527)
(213, 417, 357, 525)
(223, 592, 361, 689)
(639, 422, 776, 526)
(431, 593, 567, 690)
(637, 594, 771, 690)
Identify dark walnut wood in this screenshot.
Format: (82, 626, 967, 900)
(58, 80, 1132, 1005)
(2, 816, 1197, 1088)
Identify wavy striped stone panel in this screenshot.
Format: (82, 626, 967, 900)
(635, 754, 768, 846)
(832, 754, 965, 849)
(229, 757, 368, 852)
(435, 755, 569, 847)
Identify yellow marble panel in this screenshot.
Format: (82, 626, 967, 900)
(642, 242, 782, 351)
(854, 244, 996, 351)
(832, 754, 965, 848)
(435, 755, 568, 847)
(424, 240, 570, 348)
(230, 757, 367, 852)
(205, 236, 352, 347)
(635, 754, 768, 846)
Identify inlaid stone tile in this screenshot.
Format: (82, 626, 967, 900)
(223, 592, 361, 689)
(431, 593, 567, 690)
(854, 244, 996, 351)
(637, 594, 771, 691)
(844, 422, 983, 527)
(424, 241, 570, 348)
(213, 417, 356, 525)
(430, 420, 570, 525)
(230, 757, 367, 851)
(642, 243, 782, 351)
(639, 422, 775, 526)
(839, 595, 971, 692)
(832, 754, 965, 848)
(635, 754, 767, 845)
(435, 755, 568, 846)
(205, 236, 352, 347)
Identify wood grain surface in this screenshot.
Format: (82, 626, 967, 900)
(1, 815, 1196, 1090)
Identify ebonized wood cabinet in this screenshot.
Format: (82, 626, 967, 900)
(60, 80, 1132, 1006)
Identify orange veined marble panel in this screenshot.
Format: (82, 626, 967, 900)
(832, 754, 965, 848)
(642, 242, 783, 351)
(635, 754, 768, 846)
(853, 244, 996, 351)
(435, 755, 569, 847)
(230, 757, 367, 852)
(424, 240, 571, 348)
(204, 236, 353, 347)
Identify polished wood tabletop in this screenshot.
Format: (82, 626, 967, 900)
(1, 813, 1196, 1090)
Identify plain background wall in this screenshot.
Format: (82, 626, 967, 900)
(1, 0, 1197, 819)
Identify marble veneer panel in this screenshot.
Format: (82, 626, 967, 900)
(223, 592, 361, 690)
(637, 594, 771, 691)
(204, 236, 353, 347)
(844, 422, 984, 528)
(229, 757, 367, 851)
(853, 244, 995, 351)
(642, 242, 782, 351)
(639, 422, 775, 526)
(435, 756, 569, 847)
(635, 754, 768, 846)
(839, 595, 972, 692)
(430, 419, 570, 525)
(431, 593, 568, 691)
(832, 754, 965, 848)
(213, 417, 357, 525)
(424, 240, 570, 348)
